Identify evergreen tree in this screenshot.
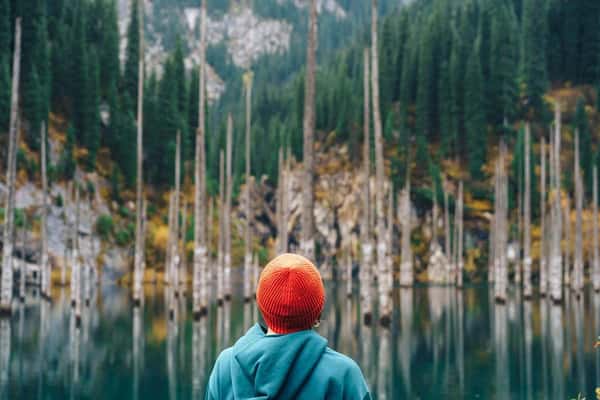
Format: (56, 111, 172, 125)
(416, 20, 435, 139)
(123, 0, 140, 109)
(521, 0, 548, 121)
(101, 0, 121, 98)
(62, 124, 76, 180)
(85, 49, 101, 170)
(464, 39, 487, 179)
(438, 60, 452, 156)
(0, 0, 10, 60)
(71, 4, 88, 144)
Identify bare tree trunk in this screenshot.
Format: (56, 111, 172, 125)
(573, 129, 584, 296)
(193, 0, 208, 318)
(224, 114, 233, 301)
(243, 72, 253, 302)
(179, 198, 187, 296)
(549, 103, 563, 304)
(282, 151, 290, 253)
(18, 215, 26, 301)
(62, 182, 71, 287)
(301, 0, 317, 260)
(594, 166, 600, 292)
(400, 181, 413, 287)
(346, 253, 352, 298)
(540, 136, 547, 295)
(277, 148, 284, 253)
(40, 122, 50, 298)
(494, 143, 508, 303)
(172, 132, 181, 298)
(217, 151, 224, 304)
(523, 125, 532, 298)
(488, 215, 495, 283)
(443, 185, 451, 283)
(165, 193, 174, 285)
(371, 0, 392, 324)
(456, 182, 464, 288)
(0, 18, 22, 315)
(432, 183, 438, 252)
(386, 183, 394, 283)
(72, 184, 82, 325)
(133, 0, 145, 306)
(360, 47, 373, 323)
(564, 196, 571, 288)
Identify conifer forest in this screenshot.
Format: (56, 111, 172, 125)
(0, 0, 600, 398)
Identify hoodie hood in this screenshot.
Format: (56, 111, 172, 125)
(229, 324, 328, 399)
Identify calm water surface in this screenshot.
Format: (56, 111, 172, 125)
(1, 272, 599, 399)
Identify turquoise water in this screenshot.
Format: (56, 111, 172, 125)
(1, 277, 599, 399)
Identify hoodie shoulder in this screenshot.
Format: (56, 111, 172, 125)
(206, 347, 234, 400)
(317, 348, 371, 400)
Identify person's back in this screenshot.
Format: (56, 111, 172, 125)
(206, 253, 371, 400)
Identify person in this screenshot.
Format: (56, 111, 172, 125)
(206, 253, 372, 400)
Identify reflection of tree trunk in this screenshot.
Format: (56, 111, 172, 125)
(540, 138, 547, 295)
(166, 311, 177, 400)
(0, 18, 22, 314)
(594, 293, 600, 388)
(494, 303, 509, 400)
(549, 305, 564, 399)
(192, 318, 207, 400)
(133, 0, 145, 306)
(455, 289, 464, 394)
(573, 297, 586, 393)
(540, 298, 549, 398)
(399, 288, 412, 397)
(224, 115, 233, 300)
(523, 125, 532, 298)
(193, 0, 208, 318)
(523, 299, 533, 399)
(301, 0, 317, 260)
(132, 305, 143, 400)
(377, 328, 391, 400)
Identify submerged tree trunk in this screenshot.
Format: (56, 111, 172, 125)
(71, 185, 82, 325)
(456, 182, 464, 288)
(523, 125, 532, 298)
(301, 0, 317, 260)
(372, 0, 392, 325)
(594, 166, 600, 292)
(563, 196, 571, 288)
(41, 122, 50, 298)
(400, 182, 413, 287)
(540, 137, 547, 296)
(224, 114, 233, 301)
(243, 72, 253, 301)
(494, 143, 508, 303)
(217, 150, 224, 303)
(133, 0, 145, 306)
(573, 129, 584, 296)
(549, 103, 563, 304)
(360, 47, 373, 323)
(443, 186, 451, 283)
(193, 0, 208, 318)
(0, 18, 22, 315)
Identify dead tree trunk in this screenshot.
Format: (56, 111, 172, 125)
(217, 151, 224, 304)
(564, 196, 571, 288)
(386, 183, 394, 282)
(71, 184, 82, 325)
(443, 185, 451, 283)
(0, 18, 22, 315)
(179, 198, 187, 295)
(62, 182, 71, 287)
(165, 193, 174, 285)
(523, 124, 532, 298)
(277, 148, 284, 254)
(133, 0, 145, 306)
(540, 136, 547, 296)
(40, 122, 50, 298)
(172, 131, 181, 297)
(456, 182, 464, 288)
(193, 0, 209, 318)
(243, 72, 253, 302)
(224, 114, 233, 301)
(360, 46, 373, 323)
(400, 181, 413, 287)
(549, 102, 563, 304)
(573, 129, 584, 296)
(594, 166, 600, 292)
(301, 0, 317, 260)
(494, 143, 508, 303)
(372, 0, 392, 325)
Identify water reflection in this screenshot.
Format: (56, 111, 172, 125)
(1, 283, 599, 399)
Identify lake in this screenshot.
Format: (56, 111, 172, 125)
(1, 272, 599, 399)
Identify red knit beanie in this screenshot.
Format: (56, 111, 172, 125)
(257, 253, 325, 334)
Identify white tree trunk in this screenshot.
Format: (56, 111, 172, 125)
(563, 196, 571, 287)
(277, 148, 284, 254)
(360, 46, 373, 322)
(443, 186, 451, 283)
(494, 143, 508, 303)
(301, 0, 317, 260)
(456, 182, 464, 288)
(133, 0, 145, 306)
(400, 182, 413, 287)
(193, 0, 209, 318)
(0, 18, 22, 315)
(523, 125, 532, 298)
(573, 129, 584, 295)
(217, 151, 224, 303)
(549, 103, 563, 304)
(172, 131, 181, 298)
(71, 185, 81, 325)
(540, 137, 547, 295)
(179, 198, 187, 295)
(40, 122, 50, 298)
(593, 166, 600, 292)
(224, 114, 233, 300)
(372, 0, 392, 324)
(243, 72, 253, 301)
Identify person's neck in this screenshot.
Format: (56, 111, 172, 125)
(266, 327, 278, 335)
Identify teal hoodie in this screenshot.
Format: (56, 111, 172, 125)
(206, 324, 372, 400)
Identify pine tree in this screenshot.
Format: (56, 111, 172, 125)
(0, 0, 10, 59)
(101, 0, 120, 98)
(416, 20, 435, 139)
(438, 60, 452, 156)
(0, 57, 9, 132)
(464, 38, 486, 180)
(62, 124, 76, 180)
(123, 0, 140, 109)
(521, 0, 548, 121)
(71, 3, 88, 144)
(85, 49, 101, 170)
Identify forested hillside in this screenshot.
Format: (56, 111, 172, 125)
(1, 0, 600, 253)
